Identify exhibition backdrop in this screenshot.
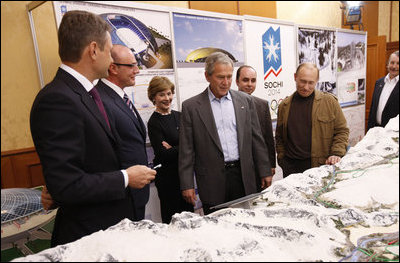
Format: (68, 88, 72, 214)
(50, 1, 366, 136)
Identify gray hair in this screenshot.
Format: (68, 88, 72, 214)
(205, 52, 233, 76)
(388, 50, 399, 64)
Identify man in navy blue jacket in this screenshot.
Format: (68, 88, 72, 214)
(96, 45, 149, 220)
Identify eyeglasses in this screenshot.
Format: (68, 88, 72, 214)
(113, 62, 138, 68)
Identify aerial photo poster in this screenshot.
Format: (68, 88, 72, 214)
(342, 104, 365, 146)
(297, 27, 337, 95)
(336, 31, 367, 107)
(244, 19, 297, 120)
(173, 12, 245, 106)
(53, 1, 176, 141)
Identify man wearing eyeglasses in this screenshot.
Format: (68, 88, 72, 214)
(96, 44, 150, 221)
(40, 44, 152, 222)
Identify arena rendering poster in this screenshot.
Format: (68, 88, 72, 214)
(297, 27, 337, 85)
(244, 18, 297, 120)
(336, 31, 366, 107)
(173, 12, 244, 105)
(52, 1, 176, 136)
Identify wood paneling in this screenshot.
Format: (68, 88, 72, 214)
(238, 1, 276, 18)
(1, 147, 44, 189)
(386, 41, 399, 62)
(366, 35, 387, 132)
(189, 1, 238, 15)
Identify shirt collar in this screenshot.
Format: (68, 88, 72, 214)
(60, 64, 95, 92)
(101, 78, 125, 99)
(207, 86, 231, 102)
(384, 73, 399, 84)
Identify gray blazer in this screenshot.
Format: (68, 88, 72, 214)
(179, 88, 271, 206)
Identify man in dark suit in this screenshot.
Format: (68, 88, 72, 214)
(367, 50, 399, 130)
(96, 45, 149, 220)
(236, 65, 276, 191)
(30, 11, 155, 247)
(179, 52, 272, 215)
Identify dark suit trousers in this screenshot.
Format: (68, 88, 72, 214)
(203, 164, 245, 215)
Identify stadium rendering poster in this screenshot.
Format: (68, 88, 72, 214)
(173, 12, 244, 106)
(52, 1, 176, 133)
(336, 31, 366, 107)
(244, 19, 297, 120)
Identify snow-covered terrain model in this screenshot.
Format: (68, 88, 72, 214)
(12, 116, 399, 262)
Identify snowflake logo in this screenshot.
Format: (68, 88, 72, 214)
(264, 35, 280, 63)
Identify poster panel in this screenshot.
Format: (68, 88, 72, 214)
(342, 104, 365, 147)
(52, 1, 176, 142)
(244, 19, 297, 120)
(336, 31, 366, 107)
(173, 12, 244, 105)
(297, 27, 337, 84)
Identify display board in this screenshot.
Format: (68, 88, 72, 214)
(31, 1, 367, 148)
(342, 104, 366, 147)
(244, 16, 297, 120)
(172, 12, 244, 104)
(336, 30, 367, 107)
(52, 1, 177, 143)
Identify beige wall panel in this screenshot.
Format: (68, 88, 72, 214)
(391, 1, 399, 41)
(276, 1, 341, 28)
(238, 1, 276, 18)
(378, 1, 390, 38)
(133, 1, 189, 8)
(1, 1, 41, 152)
(189, 1, 238, 15)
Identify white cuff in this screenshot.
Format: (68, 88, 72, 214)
(121, 170, 128, 188)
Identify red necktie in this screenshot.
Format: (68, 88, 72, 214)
(89, 87, 110, 129)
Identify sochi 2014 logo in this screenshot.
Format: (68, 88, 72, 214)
(263, 27, 282, 80)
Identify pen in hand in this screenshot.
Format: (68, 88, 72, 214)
(153, 164, 162, 170)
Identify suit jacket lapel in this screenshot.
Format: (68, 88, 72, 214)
(98, 80, 146, 140)
(231, 90, 245, 152)
(58, 70, 115, 142)
(114, 95, 146, 139)
(197, 89, 223, 153)
(376, 79, 385, 101)
(131, 105, 147, 140)
(383, 81, 399, 112)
